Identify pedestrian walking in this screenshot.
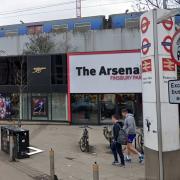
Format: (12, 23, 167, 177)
(122, 109, 144, 163)
(111, 114, 125, 167)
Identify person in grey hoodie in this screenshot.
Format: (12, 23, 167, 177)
(122, 109, 143, 163)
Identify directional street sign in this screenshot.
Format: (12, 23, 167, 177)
(168, 80, 180, 104)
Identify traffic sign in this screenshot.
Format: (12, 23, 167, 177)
(162, 18, 173, 31)
(170, 29, 180, 66)
(161, 35, 172, 53)
(142, 38, 151, 55)
(168, 80, 180, 104)
(141, 17, 150, 33)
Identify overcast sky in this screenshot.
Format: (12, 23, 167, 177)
(0, 0, 134, 26)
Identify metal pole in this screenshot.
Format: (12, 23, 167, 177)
(153, 9, 164, 180)
(49, 148, 55, 180)
(93, 162, 99, 180)
(19, 58, 23, 127)
(163, 0, 167, 9)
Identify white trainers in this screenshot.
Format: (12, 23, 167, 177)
(112, 161, 119, 165)
(139, 155, 144, 163)
(125, 156, 132, 163)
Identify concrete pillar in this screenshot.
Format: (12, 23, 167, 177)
(140, 9, 180, 180)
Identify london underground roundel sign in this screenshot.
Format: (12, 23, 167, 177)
(162, 35, 172, 53)
(142, 38, 151, 55)
(141, 17, 150, 33)
(162, 18, 173, 31)
(171, 29, 180, 66)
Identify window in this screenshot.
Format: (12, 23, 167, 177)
(51, 55, 67, 85)
(22, 93, 68, 121)
(74, 22, 91, 32)
(52, 24, 68, 33)
(52, 93, 67, 121)
(100, 94, 142, 126)
(5, 30, 18, 37)
(0, 56, 27, 85)
(125, 18, 139, 28)
(27, 25, 43, 34)
(11, 93, 20, 119)
(71, 94, 98, 124)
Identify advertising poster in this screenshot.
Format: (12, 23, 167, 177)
(0, 94, 11, 119)
(31, 96, 48, 117)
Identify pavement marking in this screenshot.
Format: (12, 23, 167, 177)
(27, 146, 44, 156)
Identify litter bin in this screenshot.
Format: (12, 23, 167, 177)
(1, 126, 29, 159)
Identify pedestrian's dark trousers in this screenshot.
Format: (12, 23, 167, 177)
(111, 141, 125, 165)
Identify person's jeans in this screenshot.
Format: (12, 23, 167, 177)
(111, 141, 125, 165)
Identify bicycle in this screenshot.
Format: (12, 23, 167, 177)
(103, 126, 112, 146)
(79, 125, 91, 152)
(135, 128, 144, 154)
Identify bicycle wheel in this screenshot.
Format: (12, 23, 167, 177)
(103, 128, 109, 141)
(137, 134, 144, 153)
(109, 137, 112, 147)
(79, 137, 86, 152)
(85, 139, 89, 152)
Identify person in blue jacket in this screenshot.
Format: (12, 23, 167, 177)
(111, 114, 125, 167)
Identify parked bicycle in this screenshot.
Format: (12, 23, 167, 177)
(135, 128, 144, 154)
(103, 126, 113, 146)
(79, 125, 92, 152)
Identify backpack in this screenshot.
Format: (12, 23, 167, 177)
(117, 126, 128, 145)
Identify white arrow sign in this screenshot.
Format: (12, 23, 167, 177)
(26, 146, 44, 156)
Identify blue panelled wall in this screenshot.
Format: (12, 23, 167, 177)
(0, 12, 180, 37)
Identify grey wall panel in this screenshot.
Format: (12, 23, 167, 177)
(0, 28, 140, 56)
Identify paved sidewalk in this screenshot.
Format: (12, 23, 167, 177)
(0, 125, 145, 180)
(24, 125, 144, 180)
(0, 155, 32, 180)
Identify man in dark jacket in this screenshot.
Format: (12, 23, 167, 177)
(111, 114, 125, 166)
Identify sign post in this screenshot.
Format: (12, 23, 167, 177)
(140, 9, 180, 180)
(153, 10, 163, 180)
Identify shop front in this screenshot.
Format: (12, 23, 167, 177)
(68, 50, 143, 126)
(0, 54, 68, 122)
